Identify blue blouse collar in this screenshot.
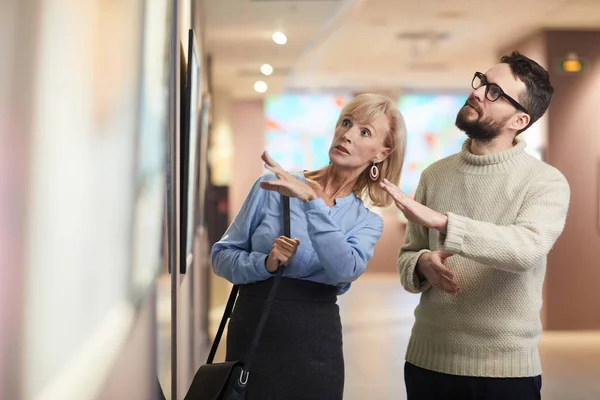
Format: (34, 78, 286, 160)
(296, 171, 357, 207)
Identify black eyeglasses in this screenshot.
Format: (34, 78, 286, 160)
(471, 72, 529, 114)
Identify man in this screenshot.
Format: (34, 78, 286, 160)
(379, 52, 570, 399)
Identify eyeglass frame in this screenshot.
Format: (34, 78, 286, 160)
(471, 71, 529, 115)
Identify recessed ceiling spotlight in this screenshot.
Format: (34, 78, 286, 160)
(272, 31, 287, 45)
(260, 64, 274, 76)
(254, 80, 268, 93)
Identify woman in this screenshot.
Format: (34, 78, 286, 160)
(211, 93, 407, 399)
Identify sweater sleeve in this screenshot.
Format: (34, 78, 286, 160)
(439, 170, 570, 273)
(303, 198, 383, 283)
(397, 179, 432, 293)
(210, 177, 274, 284)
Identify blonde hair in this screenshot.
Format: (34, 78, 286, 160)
(337, 93, 407, 208)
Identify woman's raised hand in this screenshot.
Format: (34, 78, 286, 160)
(259, 151, 318, 202)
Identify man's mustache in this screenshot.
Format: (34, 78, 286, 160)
(464, 98, 482, 114)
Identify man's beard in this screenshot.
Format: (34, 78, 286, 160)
(455, 103, 507, 144)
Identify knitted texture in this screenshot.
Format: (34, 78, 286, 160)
(398, 138, 570, 378)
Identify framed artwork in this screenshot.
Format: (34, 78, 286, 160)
(130, 0, 171, 301)
(264, 93, 353, 172)
(180, 28, 201, 274)
(398, 92, 468, 199)
(196, 92, 211, 233)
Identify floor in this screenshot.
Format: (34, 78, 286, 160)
(158, 273, 600, 399)
(339, 273, 419, 399)
(339, 273, 600, 400)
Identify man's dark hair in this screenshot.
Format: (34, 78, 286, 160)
(500, 51, 554, 133)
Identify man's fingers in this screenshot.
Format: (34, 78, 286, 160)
(441, 271, 461, 294)
(382, 179, 404, 196)
(438, 251, 454, 261)
(429, 261, 460, 294)
(432, 277, 460, 295)
(379, 182, 407, 206)
(439, 272, 456, 284)
(379, 180, 395, 194)
(433, 262, 455, 280)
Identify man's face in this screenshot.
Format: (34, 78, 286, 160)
(455, 63, 527, 142)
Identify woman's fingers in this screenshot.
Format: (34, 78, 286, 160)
(277, 236, 300, 247)
(272, 248, 292, 267)
(261, 150, 274, 165)
(259, 180, 285, 192)
(262, 151, 283, 171)
(273, 237, 300, 264)
(274, 237, 300, 254)
(263, 162, 277, 174)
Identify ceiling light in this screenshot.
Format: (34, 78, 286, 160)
(260, 64, 273, 76)
(254, 81, 268, 93)
(272, 31, 287, 45)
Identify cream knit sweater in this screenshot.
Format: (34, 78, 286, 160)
(398, 138, 570, 378)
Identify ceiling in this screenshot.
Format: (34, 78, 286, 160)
(203, 0, 600, 99)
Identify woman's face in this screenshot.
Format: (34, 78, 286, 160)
(328, 112, 391, 172)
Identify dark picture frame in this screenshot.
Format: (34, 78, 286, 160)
(180, 29, 201, 274)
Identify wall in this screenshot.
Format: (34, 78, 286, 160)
(207, 89, 236, 331)
(504, 30, 600, 330)
(502, 32, 550, 327)
(0, 0, 39, 398)
(20, 1, 150, 398)
(207, 98, 265, 341)
(368, 213, 405, 274)
(230, 100, 266, 217)
(96, 291, 156, 400)
(545, 30, 600, 330)
(500, 32, 550, 160)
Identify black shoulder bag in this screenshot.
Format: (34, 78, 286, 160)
(184, 195, 290, 400)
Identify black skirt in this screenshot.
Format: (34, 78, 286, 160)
(226, 278, 344, 400)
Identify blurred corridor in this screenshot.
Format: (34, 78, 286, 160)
(2, 0, 600, 399)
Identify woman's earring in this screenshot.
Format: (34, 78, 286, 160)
(369, 162, 380, 182)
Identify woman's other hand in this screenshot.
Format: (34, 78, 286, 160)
(265, 236, 301, 273)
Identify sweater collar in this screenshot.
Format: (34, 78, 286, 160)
(460, 138, 527, 166)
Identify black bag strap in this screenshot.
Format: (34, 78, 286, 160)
(242, 195, 289, 377)
(206, 195, 290, 371)
(206, 283, 239, 364)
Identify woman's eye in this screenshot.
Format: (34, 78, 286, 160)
(361, 129, 371, 137)
(342, 118, 351, 127)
